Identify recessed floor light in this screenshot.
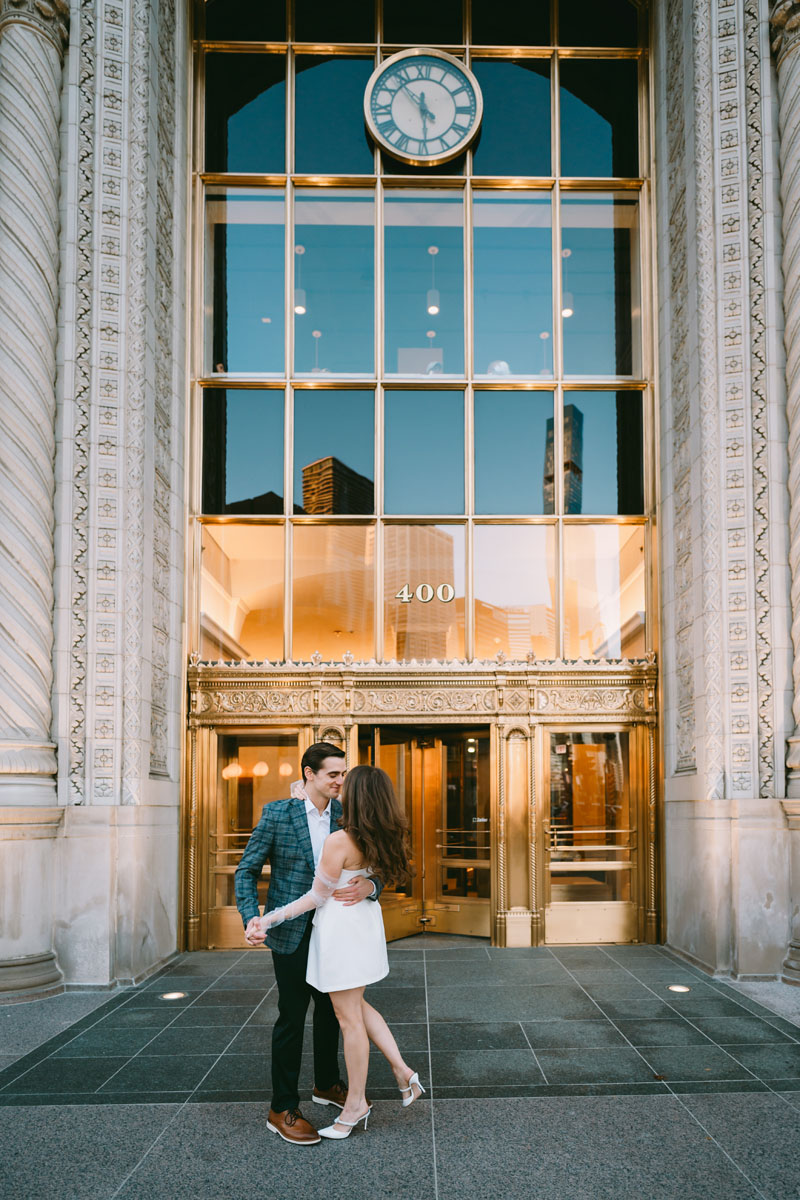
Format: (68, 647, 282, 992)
(667, 984, 691, 993)
(160, 991, 187, 1000)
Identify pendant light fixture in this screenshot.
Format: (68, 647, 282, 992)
(427, 245, 440, 315)
(294, 244, 307, 315)
(561, 247, 574, 318)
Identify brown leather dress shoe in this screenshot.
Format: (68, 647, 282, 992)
(312, 1081, 371, 1111)
(311, 1081, 348, 1111)
(267, 1107, 321, 1145)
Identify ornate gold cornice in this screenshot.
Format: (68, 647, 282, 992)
(188, 656, 658, 727)
(771, 1, 800, 65)
(0, 0, 69, 61)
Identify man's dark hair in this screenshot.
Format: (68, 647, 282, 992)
(301, 741, 346, 778)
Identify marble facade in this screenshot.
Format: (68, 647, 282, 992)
(3, 0, 800, 994)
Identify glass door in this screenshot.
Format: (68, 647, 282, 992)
(363, 726, 492, 940)
(207, 731, 301, 947)
(543, 730, 642, 944)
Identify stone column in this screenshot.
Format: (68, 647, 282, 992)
(0, 0, 69, 804)
(0, 0, 69, 996)
(780, 801, 800, 985)
(772, 2, 800, 983)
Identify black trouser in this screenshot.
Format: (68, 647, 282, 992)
(271, 923, 341, 1112)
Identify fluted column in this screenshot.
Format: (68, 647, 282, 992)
(771, 2, 800, 983)
(0, 0, 69, 805)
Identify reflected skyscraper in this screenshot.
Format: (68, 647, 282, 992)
(544, 403, 583, 513)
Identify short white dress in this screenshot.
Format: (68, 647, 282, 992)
(306, 867, 389, 993)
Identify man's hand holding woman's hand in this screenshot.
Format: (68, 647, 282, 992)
(244, 914, 269, 946)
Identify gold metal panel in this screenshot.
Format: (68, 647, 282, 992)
(545, 902, 639, 944)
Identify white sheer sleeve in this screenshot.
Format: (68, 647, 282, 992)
(265, 868, 339, 928)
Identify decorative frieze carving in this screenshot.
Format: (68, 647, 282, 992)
(742, 1, 779, 797)
(665, 0, 697, 775)
(149, 0, 179, 780)
(693, 0, 725, 801)
(194, 690, 315, 717)
(188, 661, 658, 727)
(353, 689, 496, 715)
(62, 2, 94, 804)
(534, 688, 650, 716)
(56, 0, 186, 803)
(659, 0, 779, 799)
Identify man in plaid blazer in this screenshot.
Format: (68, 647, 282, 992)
(235, 742, 381, 1145)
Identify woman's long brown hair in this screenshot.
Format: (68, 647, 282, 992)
(339, 765, 411, 888)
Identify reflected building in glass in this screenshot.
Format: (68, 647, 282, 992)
(6, 0, 800, 993)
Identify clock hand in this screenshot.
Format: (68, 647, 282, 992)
(417, 90, 436, 122)
(401, 83, 437, 123)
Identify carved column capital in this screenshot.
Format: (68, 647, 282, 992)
(771, 1, 800, 65)
(0, 0, 69, 61)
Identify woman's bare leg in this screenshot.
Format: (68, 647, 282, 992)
(361, 998, 423, 1101)
(329, 987, 369, 1127)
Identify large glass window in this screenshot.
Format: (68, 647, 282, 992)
(382, 0, 462, 47)
(200, 524, 284, 660)
(559, 60, 639, 178)
(205, 189, 285, 377)
(558, 0, 639, 49)
(204, 53, 286, 174)
(292, 524, 375, 661)
(562, 391, 644, 515)
(294, 0, 374, 44)
(205, 1, 286, 41)
(472, 1, 549, 47)
(384, 191, 464, 377)
(295, 58, 375, 175)
(384, 390, 465, 514)
(194, 6, 651, 665)
(293, 190, 375, 377)
(475, 391, 554, 515)
(561, 193, 641, 377)
(473, 191, 552, 377)
(384, 524, 466, 660)
(203, 389, 284, 514)
(293, 390, 374, 514)
(563, 525, 646, 658)
(471, 61, 551, 178)
(474, 524, 556, 659)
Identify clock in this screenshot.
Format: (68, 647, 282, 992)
(364, 48, 483, 167)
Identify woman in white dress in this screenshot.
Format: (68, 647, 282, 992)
(253, 764, 425, 1139)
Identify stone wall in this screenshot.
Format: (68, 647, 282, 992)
(0, 0, 189, 993)
(654, 0, 794, 976)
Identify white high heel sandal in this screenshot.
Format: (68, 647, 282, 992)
(318, 1106, 372, 1139)
(399, 1071, 426, 1108)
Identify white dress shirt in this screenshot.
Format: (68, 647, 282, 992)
(304, 796, 331, 867)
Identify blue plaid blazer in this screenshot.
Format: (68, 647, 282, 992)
(235, 796, 382, 955)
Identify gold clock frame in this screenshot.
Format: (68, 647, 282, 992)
(363, 46, 485, 167)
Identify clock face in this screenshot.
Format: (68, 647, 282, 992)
(364, 48, 483, 166)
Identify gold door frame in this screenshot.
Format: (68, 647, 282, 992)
(375, 727, 494, 940)
(185, 656, 658, 949)
(535, 723, 653, 945)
